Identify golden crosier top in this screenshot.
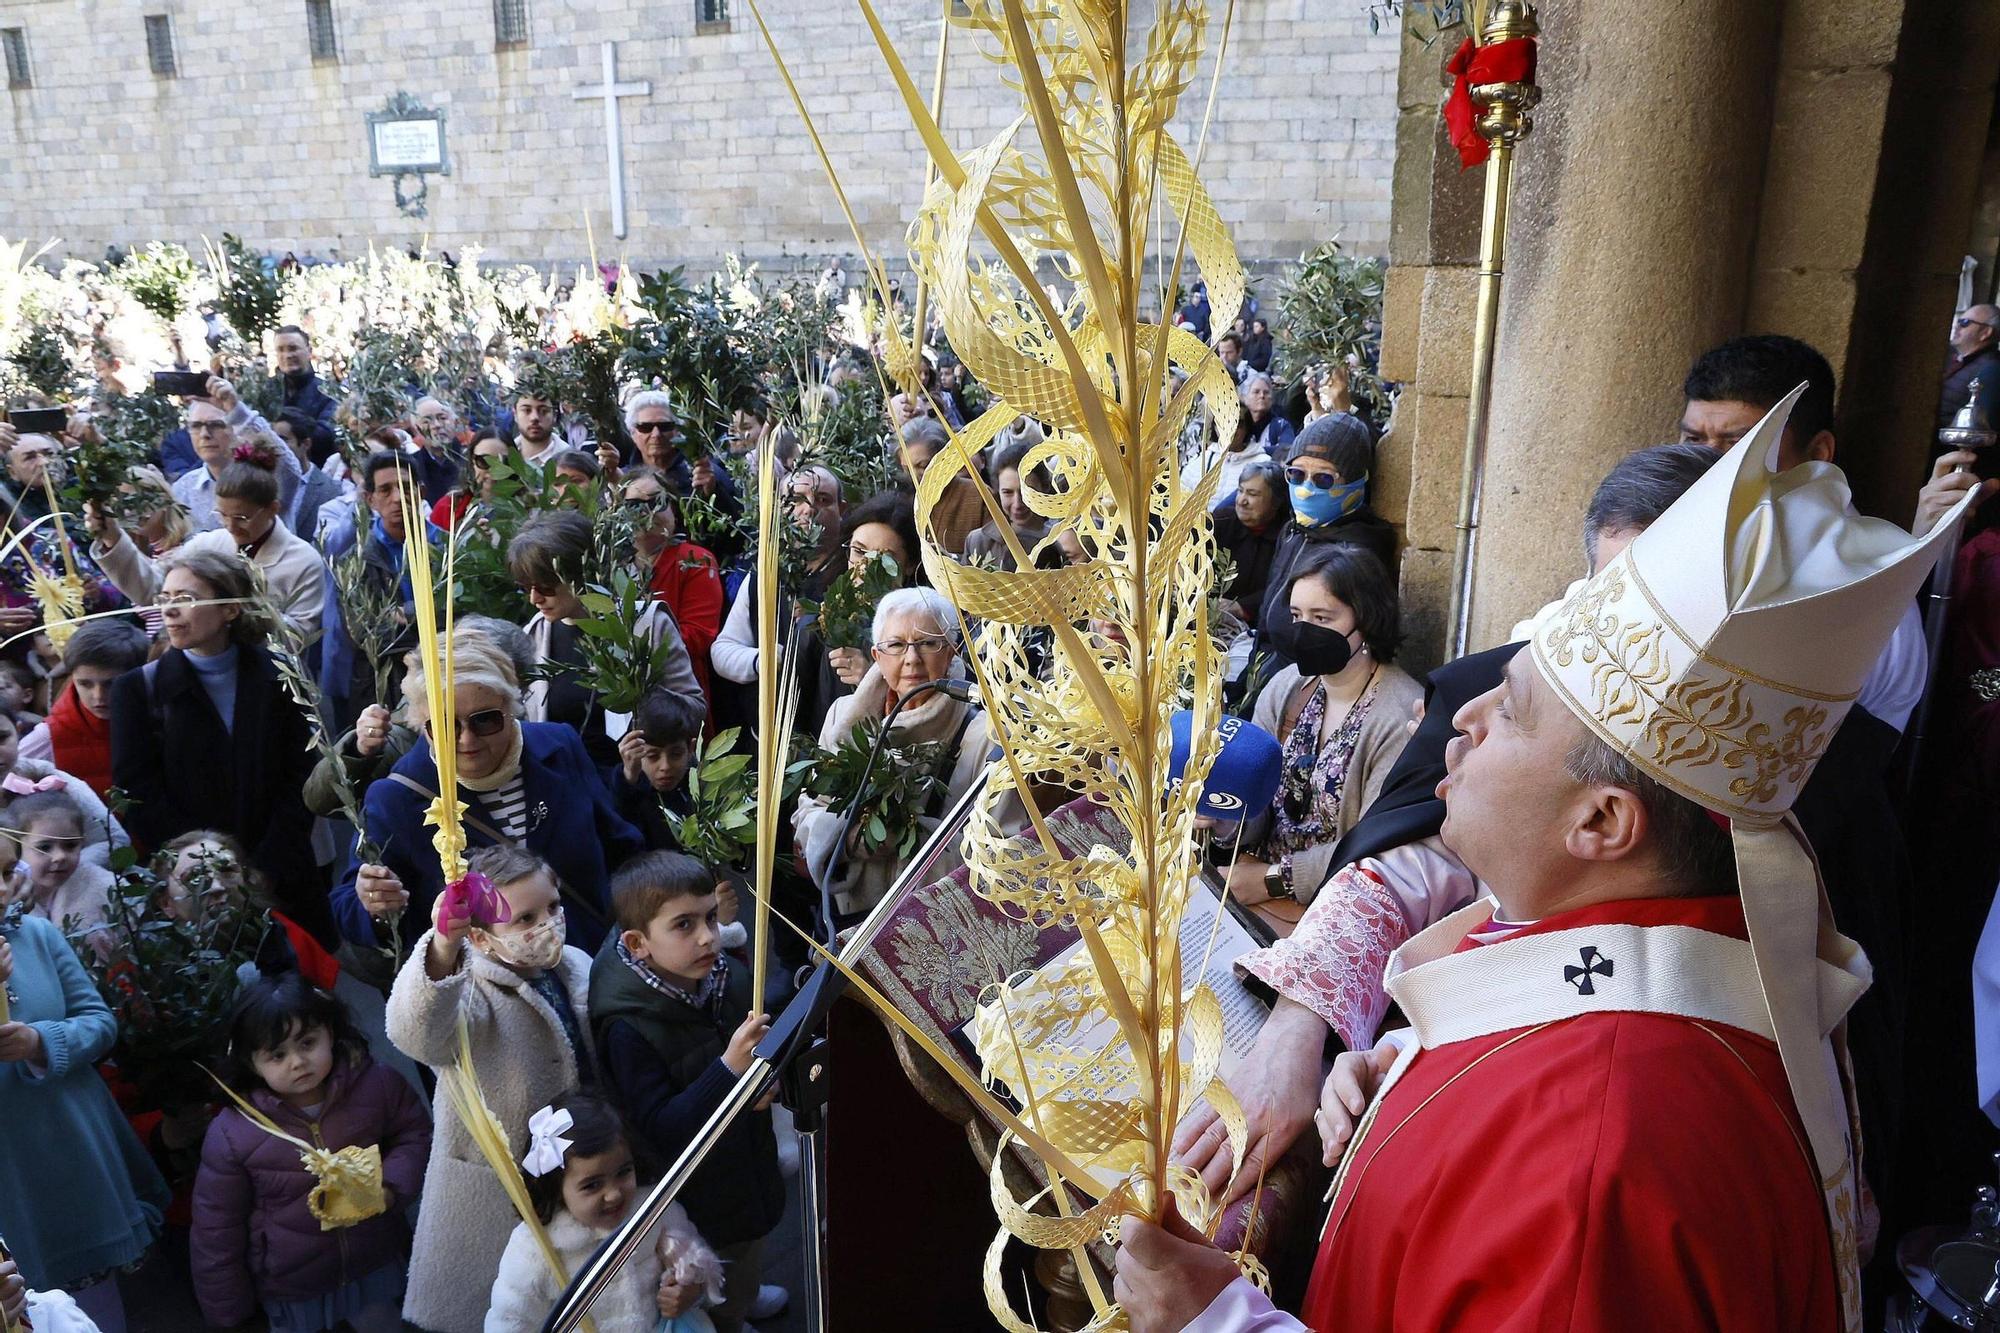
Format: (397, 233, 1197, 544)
(1471, 0, 1541, 145)
(1529, 386, 1974, 825)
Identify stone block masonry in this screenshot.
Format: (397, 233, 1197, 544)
(0, 0, 1398, 279)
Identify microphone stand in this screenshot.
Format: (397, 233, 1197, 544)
(539, 770, 989, 1333)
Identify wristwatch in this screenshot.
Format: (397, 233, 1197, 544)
(1263, 861, 1295, 902)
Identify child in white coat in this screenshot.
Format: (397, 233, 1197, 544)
(484, 1091, 723, 1333)
(385, 846, 597, 1333)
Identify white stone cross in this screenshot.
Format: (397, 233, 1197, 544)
(572, 40, 651, 240)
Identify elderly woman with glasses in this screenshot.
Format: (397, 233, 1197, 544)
(792, 586, 990, 918)
(109, 548, 327, 940)
(329, 622, 642, 957)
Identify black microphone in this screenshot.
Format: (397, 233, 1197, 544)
(928, 678, 977, 704)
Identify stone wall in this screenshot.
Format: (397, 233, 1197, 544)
(0, 0, 1398, 277)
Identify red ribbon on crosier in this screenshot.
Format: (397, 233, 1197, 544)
(1444, 36, 1537, 170)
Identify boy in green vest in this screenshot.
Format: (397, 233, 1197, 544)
(590, 851, 789, 1331)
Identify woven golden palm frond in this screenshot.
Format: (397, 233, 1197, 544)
(438, 1019, 596, 1333)
(401, 473, 467, 884)
(751, 0, 1255, 1326)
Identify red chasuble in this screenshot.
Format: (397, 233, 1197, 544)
(1299, 896, 1843, 1332)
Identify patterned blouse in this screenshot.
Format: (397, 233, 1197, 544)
(1257, 669, 1381, 883)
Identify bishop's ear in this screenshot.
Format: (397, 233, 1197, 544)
(1563, 781, 1649, 865)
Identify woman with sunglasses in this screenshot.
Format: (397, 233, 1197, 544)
(1224, 543, 1420, 937)
(793, 586, 990, 920)
(329, 623, 643, 957)
(429, 433, 510, 531)
(1250, 416, 1397, 682)
(506, 509, 704, 773)
(108, 548, 328, 942)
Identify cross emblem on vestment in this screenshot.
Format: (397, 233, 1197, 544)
(1563, 946, 1614, 996)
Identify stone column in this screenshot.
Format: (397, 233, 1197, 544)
(1465, 0, 1783, 648)
(1381, 0, 2000, 661)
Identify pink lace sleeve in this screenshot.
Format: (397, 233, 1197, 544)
(1239, 863, 1410, 1050)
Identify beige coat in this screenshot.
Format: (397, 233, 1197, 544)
(1248, 662, 1423, 906)
(386, 931, 595, 1333)
(793, 664, 991, 915)
(94, 520, 326, 645)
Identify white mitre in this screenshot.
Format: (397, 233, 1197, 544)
(1530, 385, 1954, 825)
(1526, 385, 1975, 1316)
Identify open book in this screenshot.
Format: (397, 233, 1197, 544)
(952, 874, 1273, 1199)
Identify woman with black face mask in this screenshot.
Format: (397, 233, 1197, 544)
(1226, 542, 1423, 935)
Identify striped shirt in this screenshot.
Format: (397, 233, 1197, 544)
(480, 772, 530, 841)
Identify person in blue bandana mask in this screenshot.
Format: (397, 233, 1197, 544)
(1251, 414, 1397, 671)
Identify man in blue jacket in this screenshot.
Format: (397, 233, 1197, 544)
(273, 325, 340, 463)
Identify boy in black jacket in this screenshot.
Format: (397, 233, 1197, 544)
(591, 851, 785, 1332)
(612, 688, 701, 850)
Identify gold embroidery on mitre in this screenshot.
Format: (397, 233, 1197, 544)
(1642, 675, 1832, 808)
(1540, 566, 1629, 670)
(1539, 564, 1835, 814)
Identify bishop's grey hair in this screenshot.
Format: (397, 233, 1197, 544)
(1561, 733, 1737, 898)
(1581, 443, 1720, 571)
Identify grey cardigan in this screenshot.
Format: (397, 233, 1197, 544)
(1245, 661, 1423, 906)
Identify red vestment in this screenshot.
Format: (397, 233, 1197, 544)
(1300, 896, 1841, 1332)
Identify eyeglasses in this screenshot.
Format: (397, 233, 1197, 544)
(423, 707, 510, 740)
(156, 592, 207, 608)
(189, 422, 232, 436)
(631, 421, 679, 436)
(874, 635, 951, 657)
(1285, 467, 1345, 490)
(1959, 317, 1995, 330)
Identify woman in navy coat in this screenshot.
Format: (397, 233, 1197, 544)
(328, 625, 640, 956)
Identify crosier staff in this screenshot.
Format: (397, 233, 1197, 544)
(1444, 1, 1542, 659)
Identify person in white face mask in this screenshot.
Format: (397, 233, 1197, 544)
(384, 846, 596, 1333)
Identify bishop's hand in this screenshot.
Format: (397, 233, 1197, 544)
(1114, 1198, 1242, 1333)
(1171, 996, 1325, 1205)
(1315, 1040, 1398, 1167)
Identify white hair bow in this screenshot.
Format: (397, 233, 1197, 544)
(522, 1106, 575, 1178)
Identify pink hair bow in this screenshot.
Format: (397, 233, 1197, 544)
(2, 773, 65, 797)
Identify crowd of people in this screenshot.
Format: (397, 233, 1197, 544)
(0, 242, 1993, 1333)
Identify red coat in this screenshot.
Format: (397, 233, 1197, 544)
(648, 538, 723, 705)
(1302, 896, 1841, 1333)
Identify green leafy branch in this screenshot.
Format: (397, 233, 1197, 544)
(529, 566, 680, 716)
(803, 550, 900, 652)
(808, 718, 950, 860)
(665, 726, 814, 872)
